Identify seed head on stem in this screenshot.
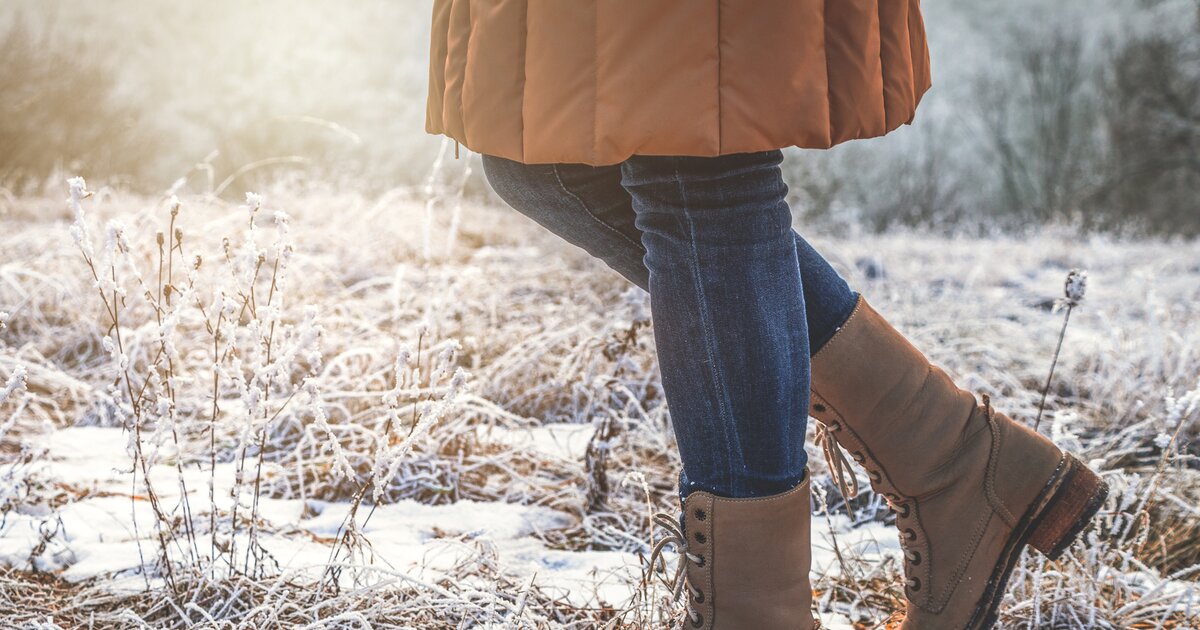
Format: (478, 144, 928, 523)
(1035, 269, 1087, 432)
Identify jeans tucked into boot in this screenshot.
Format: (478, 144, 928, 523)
(650, 470, 818, 630)
(482, 150, 1107, 629)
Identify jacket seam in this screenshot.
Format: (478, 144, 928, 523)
(426, 0, 446, 134)
(518, 0, 529, 161)
(592, 1, 599, 164)
(459, 0, 474, 147)
(876, 0, 890, 129)
(821, 0, 835, 145)
(716, 0, 723, 155)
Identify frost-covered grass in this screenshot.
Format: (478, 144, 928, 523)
(0, 164, 1197, 628)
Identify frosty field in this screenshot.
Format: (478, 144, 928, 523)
(0, 173, 1197, 628)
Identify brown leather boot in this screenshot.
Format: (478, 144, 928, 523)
(809, 296, 1108, 629)
(650, 471, 818, 630)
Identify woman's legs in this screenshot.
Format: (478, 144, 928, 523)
(617, 150, 811, 499)
(485, 150, 849, 499)
(482, 152, 1109, 628)
(481, 154, 859, 354)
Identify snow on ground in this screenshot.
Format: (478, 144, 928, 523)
(476, 423, 596, 462)
(0, 426, 893, 628)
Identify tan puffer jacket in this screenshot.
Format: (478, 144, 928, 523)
(426, 0, 931, 166)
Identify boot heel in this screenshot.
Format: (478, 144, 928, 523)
(1027, 455, 1108, 560)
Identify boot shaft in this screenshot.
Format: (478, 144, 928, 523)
(671, 474, 817, 630)
(807, 295, 1105, 628)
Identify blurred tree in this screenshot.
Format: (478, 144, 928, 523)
(1090, 0, 1200, 235)
(977, 28, 1101, 226)
(0, 15, 155, 190)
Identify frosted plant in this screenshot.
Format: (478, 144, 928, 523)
(1035, 268, 1088, 431)
(421, 138, 452, 262)
(271, 210, 293, 281)
(0, 366, 28, 443)
(622, 285, 651, 326)
(1141, 379, 1200, 503)
(67, 177, 94, 262)
(0, 365, 25, 406)
(198, 191, 332, 576)
(373, 349, 415, 502)
(1162, 380, 1199, 437)
(64, 180, 191, 590)
(1049, 409, 1084, 454)
(300, 378, 355, 482)
(1060, 268, 1088, 309)
(373, 359, 469, 502)
(443, 151, 473, 257)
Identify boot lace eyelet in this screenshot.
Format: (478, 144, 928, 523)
(907, 577, 921, 592)
(690, 610, 705, 628)
(693, 588, 705, 603)
(695, 554, 706, 567)
(906, 550, 921, 565)
(694, 509, 707, 521)
(897, 503, 911, 518)
(868, 470, 881, 483)
(903, 528, 916, 541)
(852, 452, 865, 463)
(813, 403, 827, 413)
(694, 532, 706, 544)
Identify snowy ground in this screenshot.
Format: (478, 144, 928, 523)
(0, 424, 893, 628)
(0, 179, 1197, 628)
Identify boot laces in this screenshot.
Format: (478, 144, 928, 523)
(648, 511, 705, 626)
(981, 393, 996, 420)
(815, 422, 859, 504)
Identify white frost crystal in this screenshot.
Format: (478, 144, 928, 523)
(1054, 269, 1088, 312)
(1, 365, 27, 405)
(68, 176, 95, 260)
(244, 192, 264, 214)
(1064, 269, 1087, 304)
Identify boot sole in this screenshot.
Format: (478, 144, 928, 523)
(965, 453, 1109, 630)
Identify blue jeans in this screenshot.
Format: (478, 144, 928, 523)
(481, 150, 859, 500)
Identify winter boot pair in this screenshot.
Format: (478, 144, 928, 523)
(651, 295, 1107, 630)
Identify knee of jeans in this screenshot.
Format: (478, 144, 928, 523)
(634, 196, 793, 248)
